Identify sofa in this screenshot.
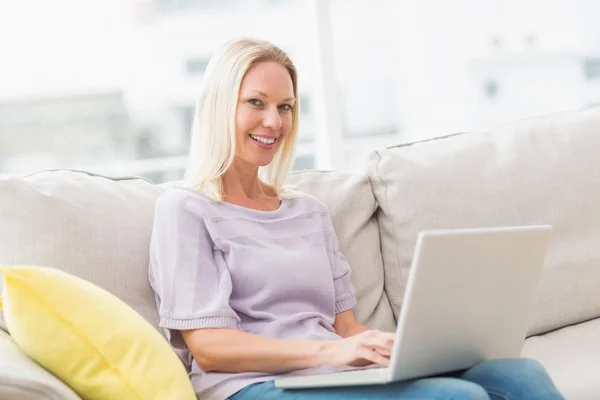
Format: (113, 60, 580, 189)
(1, 107, 599, 399)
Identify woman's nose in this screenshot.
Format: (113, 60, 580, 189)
(262, 107, 283, 129)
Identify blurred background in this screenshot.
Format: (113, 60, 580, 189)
(1, 0, 599, 183)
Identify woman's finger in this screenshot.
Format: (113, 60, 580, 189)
(360, 335, 394, 351)
(375, 348, 391, 357)
(357, 347, 390, 367)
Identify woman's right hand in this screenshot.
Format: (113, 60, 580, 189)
(321, 330, 395, 368)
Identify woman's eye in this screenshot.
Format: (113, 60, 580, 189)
(278, 104, 292, 112)
(248, 99, 262, 106)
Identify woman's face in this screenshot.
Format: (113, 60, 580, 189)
(234, 61, 295, 167)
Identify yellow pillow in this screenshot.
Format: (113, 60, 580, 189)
(0, 266, 196, 400)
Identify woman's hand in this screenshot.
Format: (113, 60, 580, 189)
(321, 330, 395, 368)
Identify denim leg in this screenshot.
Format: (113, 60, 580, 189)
(460, 358, 565, 400)
(230, 378, 490, 400)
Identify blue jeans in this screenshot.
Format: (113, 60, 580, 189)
(229, 358, 564, 399)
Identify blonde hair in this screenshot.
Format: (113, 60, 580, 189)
(182, 38, 300, 201)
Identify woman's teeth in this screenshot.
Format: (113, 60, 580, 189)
(249, 134, 276, 145)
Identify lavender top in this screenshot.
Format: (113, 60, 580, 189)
(148, 186, 358, 399)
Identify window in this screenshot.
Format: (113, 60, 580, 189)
(299, 94, 311, 115)
(155, 0, 237, 14)
(179, 106, 195, 146)
(137, 128, 160, 159)
(292, 155, 315, 171)
(490, 35, 504, 51)
(584, 58, 600, 81)
(524, 33, 538, 50)
(484, 80, 499, 99)
(3, 1, 600, 182)
(185, 58, 209, 75)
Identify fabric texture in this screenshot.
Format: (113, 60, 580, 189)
(159, 171, 396, 333)
(230, 358, 564, 400)
(0, 265, 196, 400)
(523, 317, 600, 400)
(0, 170, 164, 332)
(0, 330, 81, 400)
(148, 186, 360, 400)
(286, 171, 395, 332)
(368, 107, 600, 337)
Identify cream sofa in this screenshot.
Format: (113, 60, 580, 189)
(1, 107, 599, 399)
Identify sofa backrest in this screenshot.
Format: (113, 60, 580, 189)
(0, 169, 396, 337)
(369, 107, 600, 336)
(0, 170, 164, 332)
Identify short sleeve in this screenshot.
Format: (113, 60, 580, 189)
(148, 190, 241, 357)
(320, 207, 358, 314)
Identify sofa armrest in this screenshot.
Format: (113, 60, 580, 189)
(0, 331, 81, 400)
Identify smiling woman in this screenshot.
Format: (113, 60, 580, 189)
(147, 38, 565, 400)
(182, 39, 300, 205)
(235, 61, 295, 167)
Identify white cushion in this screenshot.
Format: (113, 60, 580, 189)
(369, 108, 600, 336)
(523, 318, 600, 400)
(287, 171, 395, 332)
(0, 170, 164, 332)
(0, 330, 81, 400)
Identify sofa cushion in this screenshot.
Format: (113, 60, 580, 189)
(522, 318, 600, 400)
(286, 171, 395, 332)
(0, 170, 164, 331)
(368, 108, 600, 336)
(0, 330, 81, 400)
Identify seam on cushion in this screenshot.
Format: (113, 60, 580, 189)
(288, 169, 334, 175)
(384, 132, 468, 150)
(527, 315, 600, 338)
(367, 168, 394, 325)
(383, 109, 583, 153)
(4, 274, 143, 400)
(374, 150, 401, 323)
(19, 168, 155, 184)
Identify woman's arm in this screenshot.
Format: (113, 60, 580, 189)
(182, 328, 325, 374)
(182, 327, 394, 374)
(334, 309, 369, 338)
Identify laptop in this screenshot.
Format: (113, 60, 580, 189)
(275, 225, 553, 389)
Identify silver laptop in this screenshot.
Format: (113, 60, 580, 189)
(275, 225, 553, 389)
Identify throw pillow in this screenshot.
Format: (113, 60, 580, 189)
(0, 265, 197, 400)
